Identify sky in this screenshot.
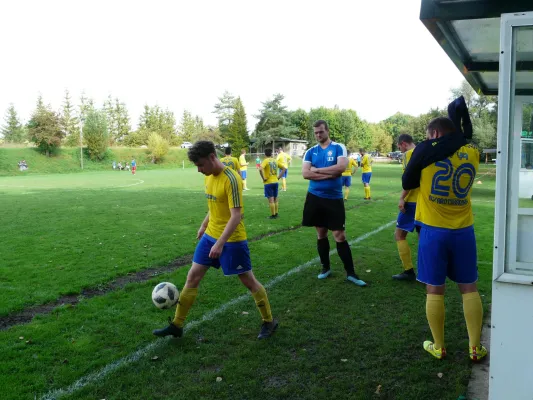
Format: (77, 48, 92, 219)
(0, 0, 465, 130)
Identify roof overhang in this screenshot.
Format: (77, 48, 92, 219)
(420, 0, 533, 95)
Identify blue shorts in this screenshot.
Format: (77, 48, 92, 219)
(264, 183, 279, 198)
(240, 170, 247, 180)
(193, 234, 252, 276)
(361, 172, 372, 184)
(341, 176, 352, 187)
(282, 169, 288, 178)
(396, 202, 417, 232)
(417, 225, 478, 286)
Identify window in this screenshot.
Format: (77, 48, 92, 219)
(522, 139, 533, 169)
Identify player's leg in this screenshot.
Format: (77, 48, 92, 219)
(273, 183, 279, 217)
(222, 241, 277, 339)
(393, 203, 417, 280)
(302, 193, 330, 279)
(362, 174, 370, 199)
(316, 226, 331, 279)
(281, 169, 288, 191)
(418, 227, 448, 359)
(343, 176, 352, 201)
(450, 227, 487, 361)
(241, 171, 248, 190)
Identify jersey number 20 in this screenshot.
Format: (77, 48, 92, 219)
(431, 159, 475, 199)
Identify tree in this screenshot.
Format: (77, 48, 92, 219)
(193, 125, 224, 144)
(253, 94, 295, 147)
(137, 105, 177, 145)
(147, 132, 169, 163)
(228, 97, 249, 151)
(114, 98, 131, 144)
(61, 90, 80, 147)
(27, 105, 63, 157)
(83, 110, 109, 160)
(369, 124, 393, 154)
(213, 90, 236, 138)
(288, 109, 309, 140)
(1, 104, 25, 143)
(177, 110, 197, 142)
(79, 92, 95, 124)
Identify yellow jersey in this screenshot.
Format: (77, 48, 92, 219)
(204, 167, 246, 242)
(220, 156, 241, 172)
(239, 154, 248, 171)
(403, 149, 419, 203)
(415, 144, 479, 229)
(276, 151, 292, 168)
(342, 158, 358, 176)
(361, 154, 372, 173)
(261, 157, 285, 185)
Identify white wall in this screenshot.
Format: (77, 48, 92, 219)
(519, 170, 533, 198)
(490, 282, 533, 399)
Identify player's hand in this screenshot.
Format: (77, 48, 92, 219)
(310, 167, 318, 173)
(398, 199, 406, 214)
(197, 226, 206, 240)
(209, 241, 223, 259)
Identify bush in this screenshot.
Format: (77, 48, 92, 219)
(83, 110, 109, 160)
(147, 132, 169, 163)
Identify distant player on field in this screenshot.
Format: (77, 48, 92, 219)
(359, 149, 372, 200)
(276, 146, 292, 191)
(302, 120, 366, 286)
(131, 158, 136, 175)
(393, 134, 419, 281)
(239, 149, 250, 190)
(342, 156, 358, 201)
(220, 147, 241, 174)
(403, 96, 487, 362)
(153, 141, 278, 340)
(255, 155, 261, 169)
(259, 148, 285, 219)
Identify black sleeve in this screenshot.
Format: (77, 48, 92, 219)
(402, 134, 467, 190)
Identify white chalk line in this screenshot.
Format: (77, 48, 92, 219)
(0, 179, 144, 192)
(39, 219, 395, 400)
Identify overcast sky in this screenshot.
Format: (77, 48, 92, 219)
(0, 0, 465, 130)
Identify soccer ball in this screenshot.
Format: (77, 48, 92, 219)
(151, 282, 179, 309)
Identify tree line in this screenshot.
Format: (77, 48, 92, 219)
(1, 82, 497, 162)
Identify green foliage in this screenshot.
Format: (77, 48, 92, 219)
(213, 90, 236, 138)
(178, 110, 197, 142)
(61, 90, 81, 147)
(103, 95, 131, 145)
(1, 104, 25, 143)
(83, 110, 109, 160)
(369, 124, 393, 154)
(289, 108, 309, 140)
(253, 93, 296, 147)
(138, 105, 176, 145)
(27, 103, 63, 157)
(147, 132, 169, 163)
(79, 92, 95, 123)
(228, 97, 249, 151)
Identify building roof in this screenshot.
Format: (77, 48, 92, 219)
(420, 0, 533, 95)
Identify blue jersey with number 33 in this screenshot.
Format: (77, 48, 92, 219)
(415, 144, 479, 229)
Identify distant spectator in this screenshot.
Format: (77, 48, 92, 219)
(131, 158, 137, 175)
(126, 162, 130, 171)
(18, 160, 28, 171)
(118, 162, 123, 170)
(112, 161, 117, 170)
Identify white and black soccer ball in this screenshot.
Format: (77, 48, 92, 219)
(151, 282, 179, 309)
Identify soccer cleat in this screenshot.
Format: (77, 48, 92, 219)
(267, 215, 277, 219)
(317, 269, 331, 279)
(152, 317, 183, 338)
(346, 275, 367, 286)
(392, 269, 416, 281)
(258, 319, 278, 339)
(469, 345, 488, 362)
(423, 340, 446, 359)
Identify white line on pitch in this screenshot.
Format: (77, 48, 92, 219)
(39, 220, 395, 400)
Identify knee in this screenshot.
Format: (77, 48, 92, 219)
(186, 272, 203, 288)
(333, 231, 346, 242)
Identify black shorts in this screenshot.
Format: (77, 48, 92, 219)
(302, 192, 345, 231)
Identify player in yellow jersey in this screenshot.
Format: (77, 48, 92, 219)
(276, 146, 292, 191)
(239, 149, 250, 190)
(259, 148, 286, 219)
(393, 134, 419, 281)
(341, 156, 358, 201)
(403, 100, 487, 362)
(153, 141, 278, 340)
(220, 146, 241, 174)
(359, 149, 373, 200)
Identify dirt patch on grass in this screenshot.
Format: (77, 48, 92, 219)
(0, 192, 397, 331)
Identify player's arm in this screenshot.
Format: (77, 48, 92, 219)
(302, 161, 335, 180)
(398, 189, 409, 213)
(258, 165, 266, 182)
(277, 161, 286, 180)
(209, 207, 242, 258)
(312, 156, 348, 175)
(197, 212, 210, 239)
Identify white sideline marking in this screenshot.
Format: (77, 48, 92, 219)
(40, 220, 395, 400)
(112, 179, 144, 189)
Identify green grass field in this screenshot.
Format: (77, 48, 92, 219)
(0, 162, 497, 400)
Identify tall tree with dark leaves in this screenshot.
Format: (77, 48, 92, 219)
(114, 98, 131, 143)
(61, 90, 80, 147)
(1, 104, 25, 143)
(253, 94, 295, 147)
(213, 90, 236, 139)
(288, 108, 309, 141)
(228, 97, 249, 151)
(27, 102, 63, 157)
(103, 95, 117, 144)
(79, 92, 95, 124)
(83, 109, 109, 160)
(178, 110, 196, 143)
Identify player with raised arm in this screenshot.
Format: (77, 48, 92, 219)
(153, 141, 277, 340)
(301, 120, 366, 287)
(403, 97, 487, 361)
(259, 148, 286, 219)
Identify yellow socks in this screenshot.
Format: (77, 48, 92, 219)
(243, 179, 247, 190)
(344, 187, 350, 200)
(274, 201, 279, 215)
(252, 285, 273, 322)
(269, 202, 276, 216)
(426, 294, 445, 349)
(364, 186, 371, 198)
(281, 177, 286, 190)
(462, 292, 483, 347)
(396, 240, 413, 270)
(172, 287, 198, 327)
